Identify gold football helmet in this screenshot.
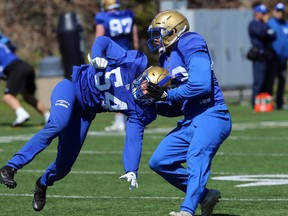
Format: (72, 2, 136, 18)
(100, 0, 120, 11)
(147, 10, 190, 53)
(132, 66, 171, 104)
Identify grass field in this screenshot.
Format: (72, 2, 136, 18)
(0, 97, 288, 216)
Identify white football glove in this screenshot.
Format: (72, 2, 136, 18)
(87, 53, 108, 69)
(119, 172, 138, 190)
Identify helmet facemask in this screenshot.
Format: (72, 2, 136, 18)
(147, 27, 168, 53)
(132, 66, 171, 105)
(132, 70, 152, 105)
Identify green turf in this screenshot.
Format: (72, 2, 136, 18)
(0, 98, 288, 216)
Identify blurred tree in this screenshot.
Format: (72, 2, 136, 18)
(0, 0, 160, 67)
(0, 0, 99, 66)
(1, 0, 287, 68)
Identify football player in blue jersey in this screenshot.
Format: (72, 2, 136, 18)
(94, 0, 139, 131)
(0, 33, 50, 126)
(145, 10, 232, 216)
(0, 36, 171, 212)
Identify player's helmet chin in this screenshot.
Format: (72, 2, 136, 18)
(100, 0, 120, 11)
(147, 10, 190, 53)
(132, 66, 171, 105)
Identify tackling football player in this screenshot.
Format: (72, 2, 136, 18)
(145, 10, 232, 216)
(0, 36, 171, 212)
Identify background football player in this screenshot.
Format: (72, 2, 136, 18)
(0, 33, 50, 126)
(94, 0, 139, 132)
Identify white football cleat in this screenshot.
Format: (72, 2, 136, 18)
(200, 189, 221, 216)
(12, 111, 30, 127)
(104, 122, 125, 132)
(169, 211, 193, 216)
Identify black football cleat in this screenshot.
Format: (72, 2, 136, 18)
(0, 165, 17, 189)
(32, 177, 47, 212)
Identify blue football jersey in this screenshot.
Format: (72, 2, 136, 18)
(268, 17, 288, 61)
(72, 63, 157, 125)
(0, 44, 18, 77)
(94, 9, 135, 50)
(159, 32, 228, 116)
(72, 36, 157, 173)
(72, 36, 156, 126)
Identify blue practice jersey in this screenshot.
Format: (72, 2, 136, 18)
(268, 17, 288, 61)
(94, 9, 135, 50)
(0, 33, 18, 77)
(158, 32, 228, 117)
(72, 62, 156, 125)
(72, 36, 156, 173)
(0, 44, 18, 78)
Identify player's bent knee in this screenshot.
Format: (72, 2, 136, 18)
(149, 156, 161, 171)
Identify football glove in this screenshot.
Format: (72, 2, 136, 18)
(119, 172, 138, 190)
(87, 53, 108, 69)
(147, 82, 168, 101)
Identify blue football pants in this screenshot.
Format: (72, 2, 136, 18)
(149, 108, 231, 214)
(7, 79, 94, 186)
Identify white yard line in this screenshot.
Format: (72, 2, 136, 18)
(13, 170, 288, 177)
(15, 170, 288, 187)
(232, 121, 288, 130)
(0, 193, 287, 202)
(1, 120, 288, 143)
(1, 134, 288, 144)
(1, 149, 287, 157)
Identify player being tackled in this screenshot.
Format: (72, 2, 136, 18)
(0, 35, 172, 212)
